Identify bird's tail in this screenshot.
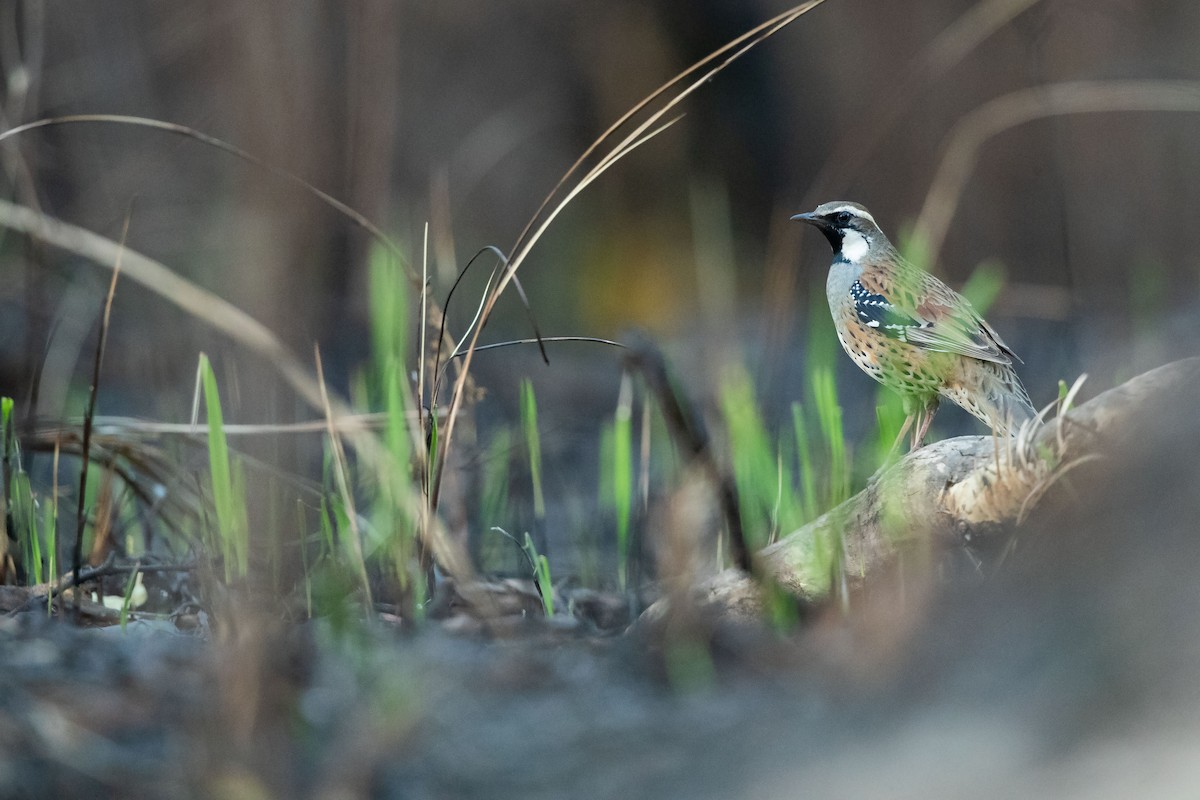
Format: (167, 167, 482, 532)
(946, 361, 1037, 437)
(980, 364, 1037, 437)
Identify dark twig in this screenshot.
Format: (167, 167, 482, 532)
(71, 211, 126, 617)
(621, 332, 751, 574)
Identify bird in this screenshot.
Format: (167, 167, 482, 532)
(792, 201, 1035, 449)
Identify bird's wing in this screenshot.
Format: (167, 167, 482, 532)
(854, 273, 1013, 365)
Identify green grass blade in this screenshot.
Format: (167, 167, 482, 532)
(368, 243, 409, 400)
(11, 471, 40, 584)
(612, 374, 634, 589)
(198, 354, 249, 579)
(520, 379, 545, 520)
(522, 531, 554, 616)
(118, 566, 140, 631)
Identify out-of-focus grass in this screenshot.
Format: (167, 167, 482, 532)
(197, 354, 249, 581)
(363, 242, 422, 605)
(521, 531, 555, 616)
(520, 378, 546, 523)
(721, 365, 805, 549)
(610, 373, 635, 589)
(477, 428, 515, 571)
(117, 567, 140, 630)
(3, 396, 46, 585)
(0, 219, 1019, 633)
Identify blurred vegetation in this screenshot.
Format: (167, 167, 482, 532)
(1, 1, 1199, 621)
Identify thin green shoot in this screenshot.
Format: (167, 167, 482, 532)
(47, 441, 60, 612)
(365, 237, 426, 605)
(520, 379, 545, 520)
(118, 564, 140, 631)
(12, 472, 40, 584)
(426, 414, 439, 498)
(492, 526, 555, 616)
(0, 399, 41, 585)
(612, 373, 634, 589)
(522, 532, 555, 617)
(418, 224, 430, 446)
(773, 450, 785, 543)
(196, 354, 249, 580)
(1, 397, 12, 581)
(598, 420, 616, 570)
(366, 236, 417, 475)
(368, 241, 410, 402)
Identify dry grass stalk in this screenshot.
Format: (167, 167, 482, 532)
(915, 80, 1200, 261)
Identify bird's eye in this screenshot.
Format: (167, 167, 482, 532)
(833, 211, 852, 225)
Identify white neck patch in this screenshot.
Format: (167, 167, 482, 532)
(840, 229, 870, 262)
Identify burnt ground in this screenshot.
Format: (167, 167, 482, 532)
(3, 380, 1200, 800)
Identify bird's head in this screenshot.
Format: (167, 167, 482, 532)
(791, 201, 885, 264)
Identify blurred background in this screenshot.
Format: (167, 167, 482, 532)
(2, 0, 1199, 574)
(7, 6, 1200, 796)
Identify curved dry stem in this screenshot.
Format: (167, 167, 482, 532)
(514, 1, 829, 265)
(0, 113, 470, 408)
(434, 1, 827, 506)
(914, 80, 1200, 261)
(803, 0, 1042, 206)
(0, 115, 417, 282)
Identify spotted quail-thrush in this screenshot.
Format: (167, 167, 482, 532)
(792, 201, 1036, 449)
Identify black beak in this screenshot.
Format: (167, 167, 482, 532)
(791, 211, 839, 250)
(790, 211, 825, 229)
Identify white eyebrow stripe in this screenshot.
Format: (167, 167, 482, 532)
(828, 204, 876, 225)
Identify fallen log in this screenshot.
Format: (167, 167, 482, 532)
(647, 357, 1200, 621)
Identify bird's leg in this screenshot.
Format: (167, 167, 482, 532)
(891, 414, 915, 454)
(911, 400, 939, 449)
